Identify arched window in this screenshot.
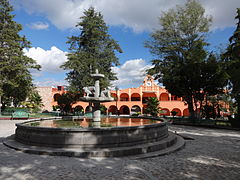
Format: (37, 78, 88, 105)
(171, 95, 181, 101)
(53, 93, 61, 102)
(74, 105, 83, 112)
(119, 106, 130, 115)
(131, 105, 141, 114)
(108, 105, 118, 115)
(160, 108, 170, 116)
(85, 106, 91, 113)
(142, 93, 156, 103)
(131, 93, 140, 101)
(171, 108, 182, 116)
(120, 93, 129, 101)
(111, 93, 117, 101)
(159, 93, 169, 101)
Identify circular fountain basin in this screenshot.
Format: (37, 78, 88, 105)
(15, 117, 167, 148)
(4, 117, 185, 158)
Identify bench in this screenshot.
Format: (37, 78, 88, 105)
(11, 111, 29, 120)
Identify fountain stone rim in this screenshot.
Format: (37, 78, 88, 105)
(15, 117, 166, 132)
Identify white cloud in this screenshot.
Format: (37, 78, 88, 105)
(34, 78, 68, 87)
(112, 59, 152, 89)
(23, 47, 152, 89)
(32, 59, 153, 88)
(28, 21, 49, 30)
(15, 0, 239, 32)
(23, 46, 68, 73)
(201, 0, 239, 30)
(15, 0, 87, 30)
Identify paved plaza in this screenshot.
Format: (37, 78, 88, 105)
(0, 120, 239, 180)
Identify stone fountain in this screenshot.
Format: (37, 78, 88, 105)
(80, 69, 113, 125)
(3, 69, 184, 158)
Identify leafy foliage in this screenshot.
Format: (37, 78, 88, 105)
(203, 93, 235, 119)
(61, 7, 122, 92)
(100, 104, 107, 115)
(21, 90, 43, 113)
(52, 105, 60, 111)
(171, 111, 178, 117)
(57, 92, 77, 114)
(145, 97, 160, 117)
(222, 8, 240, 119)
(0, 0, 40, 108)
(145, 0, 227, 118)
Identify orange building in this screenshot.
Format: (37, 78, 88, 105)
(50, 76, 189, 116)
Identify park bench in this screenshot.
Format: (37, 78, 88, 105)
(11, 111, 29, 120)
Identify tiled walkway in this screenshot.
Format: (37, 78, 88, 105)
(0, 120, 239, 180)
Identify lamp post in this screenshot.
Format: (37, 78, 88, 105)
(115, 86, 119, 115)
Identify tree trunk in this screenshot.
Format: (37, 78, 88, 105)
(199, 99, 203, 118)
(1, 103, 6, 111)
(188, 103, 195, 119)
(185, 96, 195, 119)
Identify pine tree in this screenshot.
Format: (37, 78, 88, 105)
(61, 7, 122, 92)
(0, 0, 40, 108)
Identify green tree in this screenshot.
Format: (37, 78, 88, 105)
(197, 54, 228, 116)
(203, 104, 216, 119)
(57, 92, 77, 115)
(220, 93, 237, 115)
(145, 97, 160, 117)
(61, 7, 122, 92)
(171, 111, 178, 117)
(223, 8, 240, 119)
(100, 104, 107, 115)
(21, 90, 43, 113)
(145, 0, 227, 118)
(0, 0, 40, 108)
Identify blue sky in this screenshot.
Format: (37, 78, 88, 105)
(10, 0, 239, 89)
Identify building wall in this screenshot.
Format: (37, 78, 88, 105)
(36, 87, 53, 112)
(49, 76, 189, 116)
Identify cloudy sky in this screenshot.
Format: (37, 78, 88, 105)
(11, 0, 239, 89)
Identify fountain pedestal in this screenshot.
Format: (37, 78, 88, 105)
(93, 102, 101, 122)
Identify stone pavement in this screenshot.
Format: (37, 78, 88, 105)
(0, 120, 239, 180)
